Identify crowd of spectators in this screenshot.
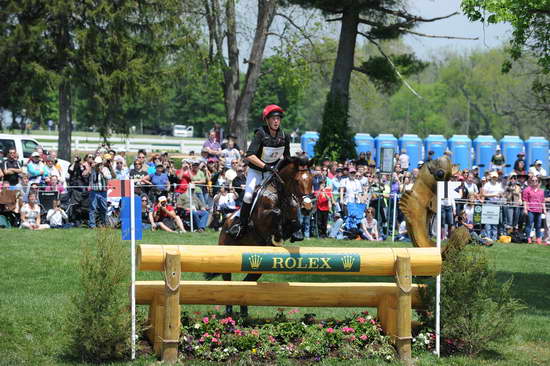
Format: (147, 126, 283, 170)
(1, 134, 549, 245)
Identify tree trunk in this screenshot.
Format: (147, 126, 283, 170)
(328, 7, 359, 107)
(58, 80, 72, 160)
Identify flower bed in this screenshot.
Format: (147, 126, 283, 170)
(175, 307, 403, 363)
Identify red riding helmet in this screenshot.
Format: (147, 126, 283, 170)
(262, 104, 284, 120)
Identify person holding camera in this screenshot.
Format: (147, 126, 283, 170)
(88, 155, 115, 228)
(153, 195, 186, 233)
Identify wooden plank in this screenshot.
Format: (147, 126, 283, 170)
(396, 254, 413, 365)
(137, 245, 441, 276)
(162, 252, 180, 363)
(135, 281, 424, 308)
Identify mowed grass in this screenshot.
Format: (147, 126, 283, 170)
(1, 229, 549, 365)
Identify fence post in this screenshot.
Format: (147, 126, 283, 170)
(396, 253, 412, 365)
(162, 251, 181, 363)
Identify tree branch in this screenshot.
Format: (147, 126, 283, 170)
(325, 17, 343, 22)
(357, 32, 423, 99)
(399, 28, 478, 40)
(374, 7, 459, 23)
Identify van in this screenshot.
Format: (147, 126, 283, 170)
(0, 134, 69, 173)
(0, 134, 42, 163)
(172, 125, 194, 138)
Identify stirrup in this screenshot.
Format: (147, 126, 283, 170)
(228, 222, 247, 239)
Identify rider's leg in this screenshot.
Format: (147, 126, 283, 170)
(229, 170, 261, 238)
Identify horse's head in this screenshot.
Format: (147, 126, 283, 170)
(277, 156, 313, 203)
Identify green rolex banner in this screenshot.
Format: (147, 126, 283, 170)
(241, 253, 361, 272)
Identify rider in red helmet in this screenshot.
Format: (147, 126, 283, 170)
(228, 104, 302, 241)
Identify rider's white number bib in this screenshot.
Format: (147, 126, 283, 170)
(261, 146, 285, 163)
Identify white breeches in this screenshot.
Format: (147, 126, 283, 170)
(243, 169, 272, 204)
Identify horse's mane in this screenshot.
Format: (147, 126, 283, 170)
(278, 156, 310, 171)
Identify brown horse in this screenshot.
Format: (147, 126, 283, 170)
(206, 156, 313, 316)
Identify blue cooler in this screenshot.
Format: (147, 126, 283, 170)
(525, 136, 549, 173)
(448, 135, 472, 170)
(499, 136, 524, 175)
(354, 133, 374, 157)
(398, 134, 422, 171)
(300, 131, 319, 158)
(424, 135, 447, 160)
(473, 135, 497, 176)
(374, 134, 398, 169)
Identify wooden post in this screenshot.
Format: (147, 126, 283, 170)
(396, 254, 412, 365)
(162, 251, 181, 363)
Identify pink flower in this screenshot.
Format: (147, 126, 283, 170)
(362, 310, 370, 316)
(342, 327, 355, 334)
(251, 329, 259, 336)
(211, 337, 219, 343)
(268, 336, 276, 343)
(348, 335, 356, 341)
(220, 317, 236, 326)
(211, 314, 216, 319)
(199, 337, 205, 342)
(234, 329, 243, 336)
(203, 332, 210, 337)
(214, 305, 221, 311)
(326, 327, 335, 333)
(288, 308, 300, 315)
(357, 317, 366, 324)
(370, 319, 376, 325)
(360, 335, 368, 341)
(202, 317, 209, 324)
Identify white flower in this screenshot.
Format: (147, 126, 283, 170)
(367, 315, 372, 320)
(425, 339, 430, 345)
(223, 348, 229, 352)
(194, 323, 201, 329)
(386, 355, 392, 360)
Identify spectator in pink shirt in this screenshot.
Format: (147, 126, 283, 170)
(523, 176, 547, 244)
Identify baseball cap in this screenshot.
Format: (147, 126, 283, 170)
(31, 152, 40, 157)
(490, 171, 498, 178)
(472, 165, 479, 170)
(535, 160, 542, 165)
(158, 196, 167, 202)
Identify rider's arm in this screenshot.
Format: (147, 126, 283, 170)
(245, 155, 267, 170)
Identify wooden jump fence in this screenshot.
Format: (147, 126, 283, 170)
(135, 244, 442, 364)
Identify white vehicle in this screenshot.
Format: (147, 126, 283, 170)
(0, 133, 69, 175)
(172, 125, 194, 137)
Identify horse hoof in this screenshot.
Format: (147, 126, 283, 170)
(291, 232, 304, 242)
(272, 236, 284, 246)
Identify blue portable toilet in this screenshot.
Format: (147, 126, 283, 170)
(300, 131, 319, 158)
(473, 135, 497, 176)
(500, 136, 524, 175)
(398, 134, 422, 171)
(374, 134, 398, 169)
(354, 133, 374, 157)
(448, 135, 472, 171)
(424, 135, 448, 160)
(525, 136, 549, 173)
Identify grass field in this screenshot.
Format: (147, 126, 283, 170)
(1, 229, 550, 365)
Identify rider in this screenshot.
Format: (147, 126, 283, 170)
(228, 104, 297, 239)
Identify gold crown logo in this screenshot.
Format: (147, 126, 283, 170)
(341, 256, 355, 271)
(249, 254, 263, 270)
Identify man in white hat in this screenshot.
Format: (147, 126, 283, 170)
(27, 151, 48, 185)
(528, 160, 547, 177)
(481, 171, 504, 240)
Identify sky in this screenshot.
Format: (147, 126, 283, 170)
(402, 0, 512, 60)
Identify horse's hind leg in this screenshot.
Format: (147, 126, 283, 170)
(240, 273, 262, 317)
(222, 273, 233, 315)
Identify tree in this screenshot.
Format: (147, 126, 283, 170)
(0, 0, 185, 159)
(203, 0, 279, 150)
(462, 0, 550, 73)
(286, 0, 464, 160)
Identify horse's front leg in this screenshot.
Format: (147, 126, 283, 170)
(288, 197, 304, 242)
(222, 273, 233, 315)
(240, 273, 262, 318)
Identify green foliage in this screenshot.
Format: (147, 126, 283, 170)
(359, 53, 428, 95)
(66, 229, 131, 362)
(314, 94, 356, 161)
(461, 0, 550, 73)
(420, 245, 525, 356)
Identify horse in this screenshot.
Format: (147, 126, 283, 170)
(206, 156, 313, 316)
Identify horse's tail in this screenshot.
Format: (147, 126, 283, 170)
(204, 273, 222, 280)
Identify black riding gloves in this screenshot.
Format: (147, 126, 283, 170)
(264, 163, 276, 172)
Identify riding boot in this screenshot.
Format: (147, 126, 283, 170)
(228, 202, 252, 239)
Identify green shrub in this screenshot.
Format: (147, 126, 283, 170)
(66, 229, 131, 362)
(420, 245, 525, 355)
